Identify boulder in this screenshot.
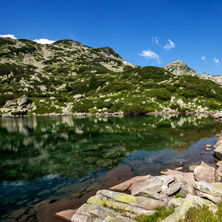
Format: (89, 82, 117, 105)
(179, 183, 196, 196)
(194, 162, 220, 183)
(109, 175, 152, 192)
(4, 100, 17, 108)
(73, 94, 84, 99)
(87, 193, 155, 216)
(17, 95, 31, 107)
(96, 190, 166, 210)
(193, 181, 222, 197)
(214, 144, 222, 160)
(55, 209, 77, 221)
(71, 203, 136, 222)
(216, 161, 222, 167)
(162, 194, 217, 222)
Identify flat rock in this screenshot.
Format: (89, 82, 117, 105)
(87, 193, 155, 216)
(133, 191, 170, 202)
(130, 175, 176, 195)
(188, 165, 198, 172)
(71, 203, 136, 222)
(109, 175, 147, 192)
(55, 209, 77, 221)
(162, 182, 183, 196)
(162, 194, 217, 222)
(97, 190, 166, 210)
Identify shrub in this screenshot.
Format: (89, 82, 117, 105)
(135, 205, 175, 222)
(122, 104, 148, 115)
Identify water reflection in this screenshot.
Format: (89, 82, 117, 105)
(0, 115, 221, 182)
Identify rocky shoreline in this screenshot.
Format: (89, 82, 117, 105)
(0, 111, 217, 118)
(55, 136, 222, 222)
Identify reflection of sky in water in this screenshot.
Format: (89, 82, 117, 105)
(0, 115, 221, 218)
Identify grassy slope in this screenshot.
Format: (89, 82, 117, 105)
(0, 38, 222, 114)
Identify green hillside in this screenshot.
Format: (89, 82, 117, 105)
(0, 37, 222, 115)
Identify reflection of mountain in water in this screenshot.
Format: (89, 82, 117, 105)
(0, 115, 221, 181)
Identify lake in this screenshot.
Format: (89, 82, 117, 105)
(0, 114, 221, 221)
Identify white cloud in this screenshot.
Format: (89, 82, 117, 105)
(0, 34, 17, 39)
(163, 39, 175, 50)
(201, 56, 206, 61)
(214, 58, 219, 64)
(140, 49, 160, 63)
(151, 36, 160, 46)
(33, 38, 55, 44)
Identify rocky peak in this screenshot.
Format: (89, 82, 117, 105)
(163, 60, 198, 76)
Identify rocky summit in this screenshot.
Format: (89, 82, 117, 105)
(1, 37, 222, 115)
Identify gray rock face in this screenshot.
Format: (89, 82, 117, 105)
(17, 95, 31, 107)
(2, 95, 32, 115)
(4, 100, 17, 108)
(163, 60, 198, 76)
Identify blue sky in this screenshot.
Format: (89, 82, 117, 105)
(0, 0, 222, 75)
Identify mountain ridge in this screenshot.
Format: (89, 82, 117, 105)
(0, 37, 222, 115)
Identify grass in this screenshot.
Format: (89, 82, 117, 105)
(135, 205, 176, 222)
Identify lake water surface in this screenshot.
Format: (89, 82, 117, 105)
(0, 115, 222, 220)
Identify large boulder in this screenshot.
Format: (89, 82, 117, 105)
(194, 162, 220, 183)
(17, 95, 31, 107)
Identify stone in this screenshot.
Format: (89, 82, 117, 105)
(174, 167, 183, 171)
(130, 175, 176, 195)
(9, 209, 27, 219)
(17, 95, 31, 107)
(162, 182, 183, 196)
(180, 183, 196, 196)
(162, 194, 217, 222)
(214, 144, 222, 160)
(87, 193, 155, 216)
(160, 170, 195, 184)
(109, 175, 151, 193)
(193, 181, 222, 197)
(4, 100, 17, 108)
(195, 190, 221, 203)
(73, 94, 84, 99)
(188, 165, 198, 172)
(206, 148, 211, 151)
(133, 191, 170, 202)
(97, 190, 166, 210)
(55, 209, 77, 221)
(194, 163, 220, 183)
(216, 161, 222, 167)
(217, 165, 222, 172)
(205, 144, 212, 148)
(71, 203, 136, 222)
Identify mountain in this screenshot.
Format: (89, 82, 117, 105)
(164, 60, 222, 85)
(0, 37, 222, 115)
(164, 60, 198, 76)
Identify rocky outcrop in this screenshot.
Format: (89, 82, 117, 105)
(68, 160, 222, 222)
(163, 60, 198, 76)
(1, 95, 32, 116)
